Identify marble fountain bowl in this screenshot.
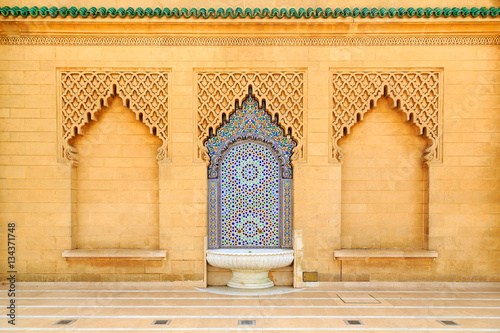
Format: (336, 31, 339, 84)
(206, 249, 294, 289)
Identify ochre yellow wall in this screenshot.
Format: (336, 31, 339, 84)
(73, 97, 161, 250)
(0, 17, 499, 283)
(339, 97, 428, 250)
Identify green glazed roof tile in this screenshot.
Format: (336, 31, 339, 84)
(1, 6, 499, 19)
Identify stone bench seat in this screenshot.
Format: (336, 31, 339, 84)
(334, 249, 438, 260)
(62, 249, 167, 261)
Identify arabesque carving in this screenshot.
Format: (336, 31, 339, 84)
(59, 70, 169, 165)
(197, 71, 305, 162)
(331, 70, 442, 164)
(1, 36, 500, 47)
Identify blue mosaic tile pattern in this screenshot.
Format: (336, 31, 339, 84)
(206, 87, 294, 249)
(208, 179, 218, 246)
(283, 179, 292, 247)
(220, 142, 280, 247)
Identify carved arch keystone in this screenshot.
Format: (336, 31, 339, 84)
(330, 69, 442, 164)
(196, 70, 306, 163)
(58, 69, 170, 166)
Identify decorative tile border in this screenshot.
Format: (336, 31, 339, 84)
(283, 179, 292, 248)
(208, 180, 218, 248)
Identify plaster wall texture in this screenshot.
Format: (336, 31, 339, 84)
(0, 13, 499, 283)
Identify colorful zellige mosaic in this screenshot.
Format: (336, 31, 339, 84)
(206, 86, 295, 249)
(205, 89, 295, 179)
(220, 142, 280, 247)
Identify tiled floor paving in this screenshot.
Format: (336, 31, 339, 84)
(1, 283, 499, 332)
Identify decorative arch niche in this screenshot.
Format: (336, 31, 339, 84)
(205, 86, 296, 249)
(71, 96, 163, 250)
(57, 69, 170, 256)
(58, 69, 170, 165)
(196, 70, 306, 163)
(330, 69, 442, 164)
(338, 96, 430, 250)
(330, 69, 443, 261)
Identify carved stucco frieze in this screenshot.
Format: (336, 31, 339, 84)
(2, 36, 500, 47)
(330, 69, 442, 164)
(58, 69, 170, 165)
(196, 70, 305, 163)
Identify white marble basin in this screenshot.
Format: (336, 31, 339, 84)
(206, 249, 294, 289)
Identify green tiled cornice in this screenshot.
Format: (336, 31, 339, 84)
(1, 6, 499, 19)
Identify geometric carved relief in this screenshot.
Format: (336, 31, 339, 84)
(2, 36, 499, 47)
(196, 70, 305, 163)
(330, 69, 442, 164)
(58, 69, 170, 165)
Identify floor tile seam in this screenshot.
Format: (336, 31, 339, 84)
(12, 299, 500, 304)
(5, 296, 500, 300)
(21, 311, 495, 316)
(8, 303, 500, 309)
(377, 298, 500, 300)
(15, 304, 500, 309)
(1, 328, 500, 332)
(9, 290, 500, 293)
(13, 315, 500, 319)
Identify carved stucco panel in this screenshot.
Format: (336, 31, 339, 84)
(196, 70, 306, 163)
(330, 69, 443, 164)
(58, 69, 170, 165)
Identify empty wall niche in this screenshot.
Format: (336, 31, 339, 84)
(339, 97, 429, 250)
(71, 96, 162, 250)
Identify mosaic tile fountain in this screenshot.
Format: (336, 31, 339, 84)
(205, 86, 295, 288)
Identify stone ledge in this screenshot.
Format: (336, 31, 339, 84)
(333, 249, 438, 260)
(62, 249, 167, 261)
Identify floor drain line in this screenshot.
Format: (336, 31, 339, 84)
(238, 320, 256, 326)
(344, 319, 365, 326)
(438, 320, 462, 327)
(151, 319, 171, 326)
(52, 319, 77, 326)
(337, 293, 381, 304)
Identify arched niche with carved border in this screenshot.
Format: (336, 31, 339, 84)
(57, 69, 170, 166)
(330, 69, 443, 165)
(57, 69, 170, 257)
(330, 68, 443, 259)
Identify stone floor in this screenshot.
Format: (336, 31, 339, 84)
(1, 283, 499, 332)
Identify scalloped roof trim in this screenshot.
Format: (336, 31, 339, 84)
(1, 6, 499, 19)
